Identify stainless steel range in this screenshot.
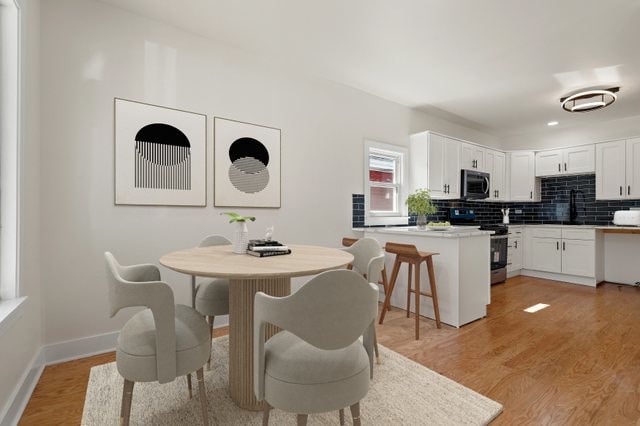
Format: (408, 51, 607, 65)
(449, 208, 508, 284)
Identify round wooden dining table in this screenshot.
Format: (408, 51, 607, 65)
(159, 244, 353, 411)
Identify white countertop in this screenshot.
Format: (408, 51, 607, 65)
(356, 226, 493, 238)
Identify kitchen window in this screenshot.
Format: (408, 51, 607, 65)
(364, 140, 409, 226)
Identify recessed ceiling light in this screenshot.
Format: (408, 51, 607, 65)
(560, 87, 619, 113)
(524, 303, 549, 313)
(547, 121, 559, 126)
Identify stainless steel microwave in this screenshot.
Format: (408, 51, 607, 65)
(461, 169, 490, 199)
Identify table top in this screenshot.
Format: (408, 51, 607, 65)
(159, 244, 354, 279)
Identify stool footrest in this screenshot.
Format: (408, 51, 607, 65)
(408, 289, 433, 298)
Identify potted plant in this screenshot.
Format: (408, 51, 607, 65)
(222, 212, 256, 254)
(406, 189, 438, 230)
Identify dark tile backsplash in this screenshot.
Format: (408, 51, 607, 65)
(353, 174, 640, 227)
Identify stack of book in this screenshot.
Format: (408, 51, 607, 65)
(246, 240, 292, 257)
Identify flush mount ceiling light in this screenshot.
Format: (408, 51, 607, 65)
(560, 87, 619, 113)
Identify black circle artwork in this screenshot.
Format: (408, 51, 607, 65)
(228, 137, 270, 193)
(134, 123, 192, 190)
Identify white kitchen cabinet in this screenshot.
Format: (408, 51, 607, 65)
(565, 145, 595, 174)
(535, 149, 564, 176)
(507, 151, 539, 201)
(535, 145, 594, 177)
(522, 226, 601, 285)
(460, 142, 485, 171)
(561, 239, 595, 277)
(596, 140, 628, 199)
(507, 226, 524, 276)
(529, 237, 562, 273)
(626, 137, 640, 198)
(410, 131, 460, 199)
(485, 149, 506, 201)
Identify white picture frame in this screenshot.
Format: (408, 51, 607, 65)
(114, 98, 206, 206)
(214, 117, 281, 208)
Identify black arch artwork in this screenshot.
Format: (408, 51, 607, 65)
(228, 137, 270, 194)
(134, 123, 191, 190)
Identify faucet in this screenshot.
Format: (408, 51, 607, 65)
(569, 189, 585, 224)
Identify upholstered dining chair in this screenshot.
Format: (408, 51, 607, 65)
(193, 235, 231, 369)
(104, 252, 211, 426)
(342, 237, 388, 363)
(254, 269, 378, 426)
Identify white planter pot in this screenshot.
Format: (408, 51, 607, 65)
(233, 222, 249, 254)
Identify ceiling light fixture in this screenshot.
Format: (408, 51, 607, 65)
(547, 121, 559, 126)
(560, 87, 619, 113)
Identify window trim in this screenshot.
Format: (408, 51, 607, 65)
(363, 140, 409, 226)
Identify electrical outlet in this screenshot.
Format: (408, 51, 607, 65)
(515, 209, 522, 214)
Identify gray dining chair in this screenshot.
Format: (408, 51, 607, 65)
(192, 235, 231, 369)
(342, 237, 387, 363)
(105, 252, 211, 426)
(254, 269, 378, 426)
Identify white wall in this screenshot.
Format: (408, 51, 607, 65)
(39, 0, 499, 345)
(0, 0, 42, 420)
(503, 114, 640, 150)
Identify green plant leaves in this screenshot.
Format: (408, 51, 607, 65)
(221, 212, 256, 223)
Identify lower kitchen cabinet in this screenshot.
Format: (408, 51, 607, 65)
(561, 239, 595, 277)
(522, 226, 603, 286)
(529, 237, 562, 273)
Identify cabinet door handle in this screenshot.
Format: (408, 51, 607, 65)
(515, 240, 518, 249)
(562, 241, 566, 251)
(556, 241, 559, 250)
(558, 163, 561, 172)
(620, 186, 623, 196)
(629, 185, 631, 195)
(530, 191, 533, 199)
(564, 163, 567, 171)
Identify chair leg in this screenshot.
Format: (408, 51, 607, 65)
(191, 276, 197, 309)
(373, 330, 380, 364)
(415, 262, 421, 340)
(379, 259, 401, 324)
(120, 379, 134, 426)
(187, 373, 193, 399)
(196, 368, 209, 426)
(350, 402, 361, 426)
(339, 408, 345, 425)
(262, 405, 271, 426)
(381, 266, 391, 311)
(406, 263, 413, 318)
(297, 414, 308, 426)
(426, 256, 442, 329)
(207, 316, 215, 370)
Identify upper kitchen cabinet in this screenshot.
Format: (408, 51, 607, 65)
(595, 139, 640, 200)
(485, 149, 506, 201)
(535, 145, 594, 177)
(627, 138, 640, 199)
(410, 131, 460, 199)
(460, 142, 485, 171)
(507, 151, 540, 201)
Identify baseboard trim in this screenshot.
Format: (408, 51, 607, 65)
(520, 269, 599, 287)
(0, 350, 44, 426)
(42, 315, 230, 366)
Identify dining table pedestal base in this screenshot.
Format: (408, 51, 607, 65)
(228, 276, 291, 411)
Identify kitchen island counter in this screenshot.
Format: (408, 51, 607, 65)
(357, 226, 491, 328)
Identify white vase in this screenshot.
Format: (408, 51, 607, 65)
(232, 221, 249, 254)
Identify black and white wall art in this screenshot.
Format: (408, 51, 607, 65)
(214, 117, 281, 208)
(114, 98, 206, 206)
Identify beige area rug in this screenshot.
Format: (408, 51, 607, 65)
(82, 336, 502, 425)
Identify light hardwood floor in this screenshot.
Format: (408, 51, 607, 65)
(19, 276, 640, 425)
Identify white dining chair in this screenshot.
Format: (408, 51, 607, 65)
(104, 252, 211, 426)
(254, 269, 378, 426)
(192, 235, 231, 369)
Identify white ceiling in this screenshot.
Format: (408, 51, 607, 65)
(99, 0, 640, 137)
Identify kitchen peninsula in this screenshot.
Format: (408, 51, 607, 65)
(356, 226, 492, 328)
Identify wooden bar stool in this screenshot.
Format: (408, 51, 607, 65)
(379, 242, 441, 339)
(341, 237, 390, 301)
